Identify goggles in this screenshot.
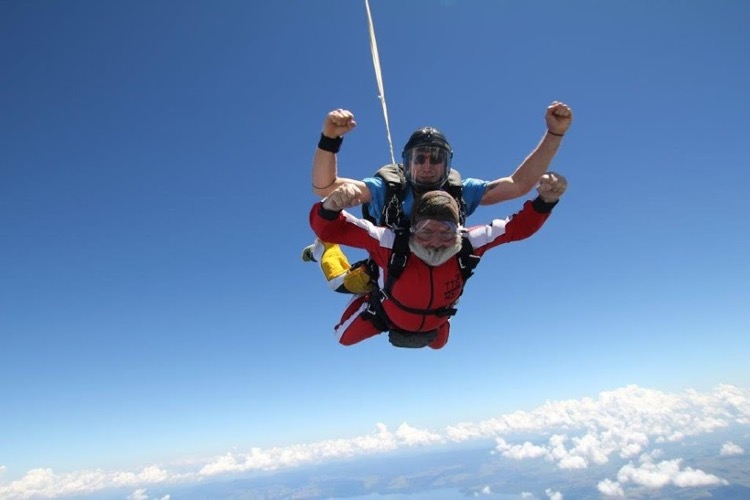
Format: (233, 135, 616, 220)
(410, 219, 459, 242)
(411, 146, 448, 166)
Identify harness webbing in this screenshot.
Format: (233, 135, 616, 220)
(362, 232, 480, 348)
(362, 164, 467, 229)
(366, 231, 480, 321)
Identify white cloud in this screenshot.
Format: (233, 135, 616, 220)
(473, 485, 491, 495)
(720, 441, 744, 456)
(1, 384, 748, 499)
(616, 457, 728, 489)
(597, 478, 625, 497)
(545, 487, 563, 499)
(128, 489, 148, 500)
(127, 491, 170, 500)
(450, 383, 750, 472)
(0, 466, 180, 500)
(558, 455, 587, 470)
(394, 422, 444, 446)
(495, 437, 547, 459)
(197, 422, 415, 476)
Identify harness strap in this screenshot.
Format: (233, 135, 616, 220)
(360, 234, 482, 349)
(457, 237, 480, 281)
(384, 226, 411, 293)
(363, 290, 391, 332)
(445, 170, 467, 226)
(383, 290, 458, 318)
(362, 292, 440, 349)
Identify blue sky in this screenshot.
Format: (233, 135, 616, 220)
(1, 1, 749, 498)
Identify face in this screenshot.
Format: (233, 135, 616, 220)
(411, 219, 459, 249)
(409, 147, 447, 187)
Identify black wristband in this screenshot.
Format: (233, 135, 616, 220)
(547, 130, 564, 137)
(318, 133, 343, 153)
(319, 202, 341, 220)
(532, 196, 559, 213)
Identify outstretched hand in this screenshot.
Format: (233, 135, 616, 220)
(322, 183, 363, 211)
(322, 109, 357, 138)
(537, 172, 568, 202)
(545, 101, 573, 136)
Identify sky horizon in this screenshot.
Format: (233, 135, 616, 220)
(2, 0, 749, 498)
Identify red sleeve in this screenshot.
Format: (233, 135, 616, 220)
(308, 202, 391, 267)
(467, 199, 553, 256)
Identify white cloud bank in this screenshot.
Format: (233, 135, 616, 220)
(1, 384, 748, 499)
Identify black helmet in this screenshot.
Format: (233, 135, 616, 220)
(402, 127, 452, 153)
(402, 127, 453, 191)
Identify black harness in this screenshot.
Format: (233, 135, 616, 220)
(361, 163, 468, 228)
(355, 163, 476, 348)
(361, 229, 481, 348)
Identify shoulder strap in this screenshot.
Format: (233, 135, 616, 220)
(457, 235, 480, 282)
(445, 168, 467, 226)
(361, 163, 408, 228)
(384, 227, 411, 294)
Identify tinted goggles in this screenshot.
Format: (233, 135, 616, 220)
(411, 147, 448, 165)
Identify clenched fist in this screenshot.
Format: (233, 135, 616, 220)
(322, 183, 363, 211)
(536, 172, 568, 203)
(545, 101, 573, 136)
(322, 109, 357, 139)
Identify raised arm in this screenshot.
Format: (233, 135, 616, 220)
(309, 183, 389, 266)
(312, 108, 372, 202)
(480, 101, 573, 205)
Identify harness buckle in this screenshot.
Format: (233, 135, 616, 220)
(389, 252, 407, 271)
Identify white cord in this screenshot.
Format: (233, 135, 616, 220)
(364, 0, 396, 165)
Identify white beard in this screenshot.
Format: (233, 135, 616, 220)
(409, 236, 462, 267)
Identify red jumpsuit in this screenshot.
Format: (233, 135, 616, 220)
(309, 198, 554, 349)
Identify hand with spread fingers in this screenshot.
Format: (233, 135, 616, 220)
(322, 183, 363, 211)
(536, 172, 567, 203)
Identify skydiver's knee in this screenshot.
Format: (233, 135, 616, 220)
(428, 325, 450, 349)
(427, 338, 448, 349)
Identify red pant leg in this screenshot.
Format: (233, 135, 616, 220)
(334, 295, 383, 346)
(428, 321, 450, 349)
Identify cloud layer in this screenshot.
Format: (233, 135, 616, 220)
(2, 384, 748, 499)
